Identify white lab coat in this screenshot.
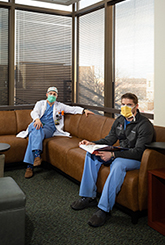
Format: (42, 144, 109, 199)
(16, 100, 84, 138)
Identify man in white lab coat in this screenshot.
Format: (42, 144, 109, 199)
(17, 87, 93, 178)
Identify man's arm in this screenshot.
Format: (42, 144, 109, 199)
(31, 101, 43, 121)
(57, 102, 94, 117)
(79, 140, 114, 162)
(115, 121, 154, 161)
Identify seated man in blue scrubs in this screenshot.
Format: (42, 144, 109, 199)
(71, 93, 155, 227)
(17, 87, 93, 178)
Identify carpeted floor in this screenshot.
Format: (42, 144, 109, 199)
(4, 164, 165, 245)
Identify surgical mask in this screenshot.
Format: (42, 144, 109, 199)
(121, 105, 135, 118)
(47, 95, 56, 103)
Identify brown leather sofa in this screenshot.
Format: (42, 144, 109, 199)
(1, 109, 165, 223)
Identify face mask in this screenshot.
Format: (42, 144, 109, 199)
(121, 105, 135, 118)
(47, 95, 56, 103)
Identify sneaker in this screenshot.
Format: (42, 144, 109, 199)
(88, 209, 111, 227)
(71, 197, 97, 210)
(25, 167, 33, 178)
(33, 157, 42, 167)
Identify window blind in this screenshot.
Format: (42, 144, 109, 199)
(78, 9, 104, 107)
(15, 10, 72, 105)
(115, 0, 154, 114)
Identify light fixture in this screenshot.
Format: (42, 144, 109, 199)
(32, 0, 80, 6)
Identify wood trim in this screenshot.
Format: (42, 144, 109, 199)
(0, 102, 154, 120)
(8, 1, 15, 105)
(104, 3, 115, 117)
(70, 102, 154, 120)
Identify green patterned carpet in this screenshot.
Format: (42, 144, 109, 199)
(4, 164, 165, 245)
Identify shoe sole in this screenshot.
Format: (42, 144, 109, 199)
(71, 201, 98, 210)
(33, 162, 41, 167)
(25, 174, 33, 179)
(88, 220, 105, 227)
(88, 213, 111, 227)
(33, 158, 42, 167)
(25, 171, 34, 178)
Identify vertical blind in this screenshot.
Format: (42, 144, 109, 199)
(115, 0, 154, 113)
(15, 10, 72, 105)
(78, 9, 104, 107)
(0, 8, 8, 105)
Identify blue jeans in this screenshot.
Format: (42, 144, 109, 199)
(79, 152, 141, 212)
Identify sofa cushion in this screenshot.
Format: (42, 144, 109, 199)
(0, 111, 17, 135)
(46, 136, 82, 173)
(77, 114, 107, 142)
(116, 170, 139, 211)
(97, 166, 139, 211)
(101, 116, 119, 145)
(154, 125, 165, 142)
(15, 110, 32, 134)
(66, 147, 86, 182)
(0, 135, 28, 163)
(100, 116, 115, 139)
(64, 114, 82, 137)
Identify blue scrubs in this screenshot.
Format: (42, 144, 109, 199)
(79, 153, 141, 212)
(79, 118, 141, 212)
(24, 103, 56, 166)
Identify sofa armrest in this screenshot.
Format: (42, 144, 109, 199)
(138, 148, 165, 210)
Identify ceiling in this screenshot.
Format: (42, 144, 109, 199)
(32, 0, 80, 6)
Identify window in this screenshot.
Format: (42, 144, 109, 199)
(79, 0, 101, 9)
(0, 0, 155, 117)
(115, 0, 154, 113)
(78, 8, 104, 107)
(15, 0, 72, 11)
(15, 10, 72, 104)
(0, 8, 8, 105)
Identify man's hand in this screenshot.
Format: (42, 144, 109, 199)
(84, 109, 94, 117)
(79, 140, 95, 146)
(33, 118, 43, 130)
(95, 151, 112, 162)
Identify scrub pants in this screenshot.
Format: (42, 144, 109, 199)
(79, 152, 141, 212)
(23, 122, 55, 165)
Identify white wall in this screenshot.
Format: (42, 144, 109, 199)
(154, 0, 165, 126)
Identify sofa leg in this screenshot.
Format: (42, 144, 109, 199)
(131, 211, 139, 224)
(115, 203, 147, 224)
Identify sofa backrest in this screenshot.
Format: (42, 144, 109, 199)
(1, 109, 165, 144)
(77, 114, 107, 141)
(64, 113, 117, 142)
(100, 116, 115, 139)
(64, 113, 106, 141)
(15, 110, 32, 134)
(0, 111, 17, 135)
(64, 114, 82, 137)
(154, 125, 165, 142)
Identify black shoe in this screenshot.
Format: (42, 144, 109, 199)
(88, 209, 111, 227)
(71, 197, 98, 210)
